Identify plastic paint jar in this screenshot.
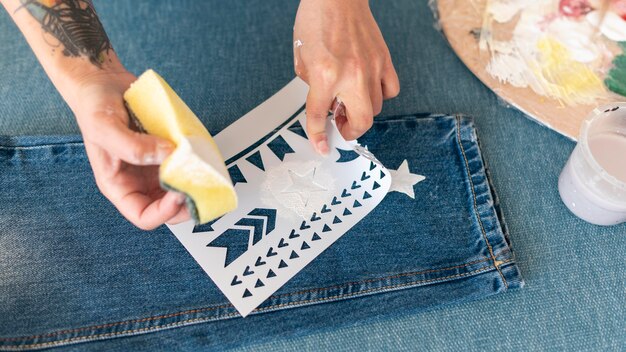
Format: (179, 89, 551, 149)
(559, 103, 626, 226)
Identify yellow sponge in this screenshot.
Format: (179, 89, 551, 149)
(124, 70, 237, 224)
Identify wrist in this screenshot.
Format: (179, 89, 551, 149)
(54, 56, 131, 109)
(300, 0, 369, 9)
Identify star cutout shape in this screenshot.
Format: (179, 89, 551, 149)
(388, 160, 425, 199)
(281, 168, 327, 205)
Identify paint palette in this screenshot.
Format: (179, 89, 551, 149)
(437, 0, 626, 140)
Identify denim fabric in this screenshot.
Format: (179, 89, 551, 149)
(0, 114, 521, 350)
(1, 0, 624, 351)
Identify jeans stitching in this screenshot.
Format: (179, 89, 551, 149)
(455, 115, 508, 289)
(256, 261, 511, 314)
(0, 259, 508, 345)
(0, 265, 506, 350)
(493, 247, 511, 260)
(267, 258, 491, 299)
(0, 142, 84, 150)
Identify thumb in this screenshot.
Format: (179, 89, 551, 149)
(84, 111, 175, 165)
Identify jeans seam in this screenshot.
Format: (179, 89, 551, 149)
(0, 142, 84, 150)
(455, 115, 508, 289)
(493, 247, 511, 260)
(0, 263, 510, 350)
(0, 258, 490, 342)
(268, 257, 490, 299)
(0, 258, 510, 347)
(255, 261, 510, 313)
(0, 259, 491, 341)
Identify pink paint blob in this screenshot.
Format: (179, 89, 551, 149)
(559, 0, 593, 18)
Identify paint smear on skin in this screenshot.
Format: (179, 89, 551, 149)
(605, 42, 626, 96)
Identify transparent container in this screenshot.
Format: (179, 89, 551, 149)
(559, 103, 626, 226)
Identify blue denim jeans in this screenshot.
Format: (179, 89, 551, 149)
(2, 0, 623, 351)
(0, 113, 522, 350)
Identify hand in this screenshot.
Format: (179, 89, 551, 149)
(69, 71, 190, 230)
(293, 0, 400, 154)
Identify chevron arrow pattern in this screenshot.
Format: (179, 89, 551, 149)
(206, 208, 277, 267)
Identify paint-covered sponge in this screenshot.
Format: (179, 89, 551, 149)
(124, 69, 237, 224)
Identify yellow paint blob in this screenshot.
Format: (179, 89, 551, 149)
(534, 38, 605, 106)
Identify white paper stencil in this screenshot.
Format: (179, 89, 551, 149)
(167, 78, 391, 317)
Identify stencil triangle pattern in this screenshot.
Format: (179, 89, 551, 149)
(246, 151, 265, 171)
(267, 135, 295, 161)
(167, 81, 393, 317)
(192, 217, 221, 233)
(336, 148, 360, 163)
(288, 120, 308, 140)
(228, 165, 247, 185)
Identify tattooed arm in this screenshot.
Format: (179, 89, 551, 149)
(1, 0, 190, 229)
(2, 0, 121, 104)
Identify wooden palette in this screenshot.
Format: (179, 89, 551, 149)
(437, 0, 626, 140)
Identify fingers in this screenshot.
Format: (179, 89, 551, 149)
(338, 82, 374, 141)
(119, 191, 187, 230)
(166, 206, 192, 225)
(370, 81, 383, 117)
(91, 115, 174, 166)
(305, 84, 335, 155)
(381, 59, 400, 100)
(337, 60, 397, 141)
(293, 39, 308, 82)
(78, 102, 175, 166)
(84, 139, 188, 230)
(85, 141, 190, 230)
(305, 62, 396, 144)
(298, 52, 398, 149)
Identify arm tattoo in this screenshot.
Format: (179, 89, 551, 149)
(18, 0, 113, 67)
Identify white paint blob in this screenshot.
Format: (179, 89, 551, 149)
(487, 0, 526, 23)
(586, 10, 626, 42)
(546, 17, 602, 63)
(388, 160, 426, 199)
(260, 159, 335, 222)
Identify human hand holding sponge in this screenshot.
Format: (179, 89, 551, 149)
(124, 70, 237, 224)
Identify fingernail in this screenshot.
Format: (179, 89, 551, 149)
(316, 139, 330, 156)
(174, 192, 187, 205)
(142, 153, 157, 165)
